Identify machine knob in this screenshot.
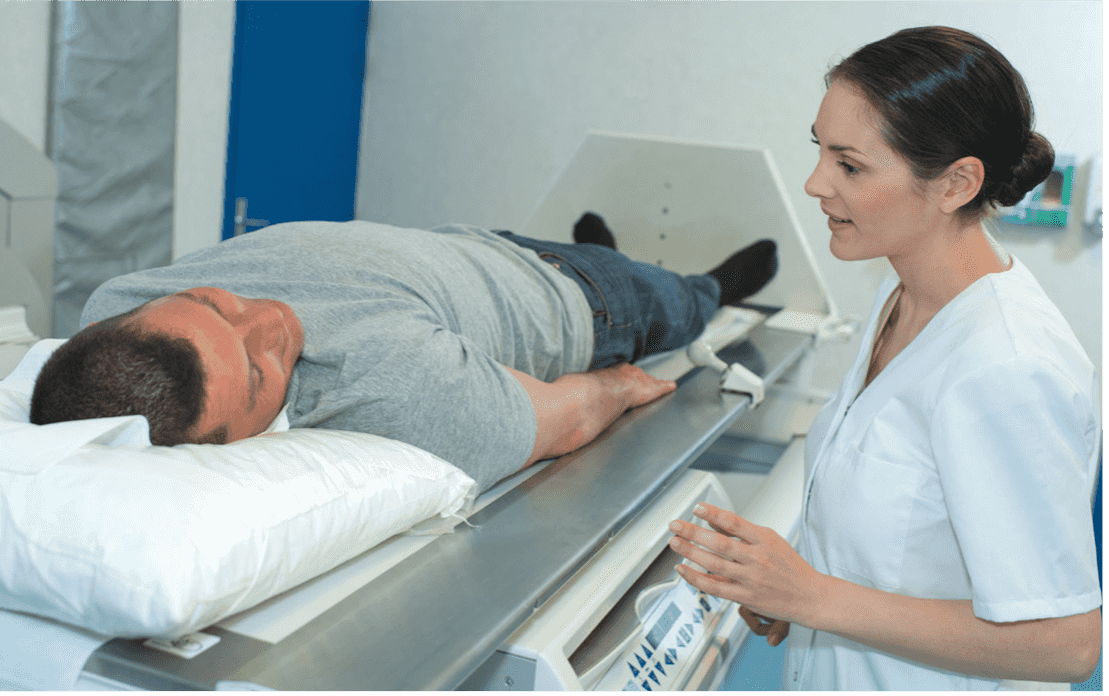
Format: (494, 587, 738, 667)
(686, 340, 728, 373)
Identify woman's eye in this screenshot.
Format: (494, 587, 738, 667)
(839, 161, 860, 176)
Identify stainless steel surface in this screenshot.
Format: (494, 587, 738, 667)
(457, 650, 537, 691)
(216, 326, 808, 691)
(83, 627, 271, 691)
(691, 434, 789, 474)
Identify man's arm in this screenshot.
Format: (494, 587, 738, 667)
(505, 364, 676, 467)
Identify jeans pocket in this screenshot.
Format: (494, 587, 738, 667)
(537, 252, 611, 325)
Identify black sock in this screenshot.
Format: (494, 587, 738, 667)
(573, 212, 617, 250)
(708, 239, 778, 306)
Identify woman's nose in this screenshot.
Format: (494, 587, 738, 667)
(804, 162, 831, 199)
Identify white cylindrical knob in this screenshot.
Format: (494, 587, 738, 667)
(687, 340, 728, 373)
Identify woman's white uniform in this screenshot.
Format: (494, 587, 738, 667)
(783, 257, 1101, 690)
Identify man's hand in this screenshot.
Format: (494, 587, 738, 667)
(586, 362, 677, 411)
(507, 363, 676, 466)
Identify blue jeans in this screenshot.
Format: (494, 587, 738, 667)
(496, 232, 721, 370)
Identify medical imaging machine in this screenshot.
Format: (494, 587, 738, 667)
(0, 127, 848, 690)
(0, 120, 54, 375)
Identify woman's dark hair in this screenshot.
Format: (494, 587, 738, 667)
(30, 309, 228, 446)
(827, 26, 1054, 219)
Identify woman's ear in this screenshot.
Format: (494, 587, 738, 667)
(938, 156, 985, 214)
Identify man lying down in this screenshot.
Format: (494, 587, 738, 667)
(30, 216, 778, 492)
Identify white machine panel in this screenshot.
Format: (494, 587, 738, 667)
(0, 117, 56, 341)
(521, 131, 836, 320)
(591, 577, 724, 691)
(461, 469, 736, 691)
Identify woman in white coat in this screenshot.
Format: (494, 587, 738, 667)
(668, 26, 1101, 689)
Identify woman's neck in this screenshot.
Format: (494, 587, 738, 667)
(887, 218, 1009, 322)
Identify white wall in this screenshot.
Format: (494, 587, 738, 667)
(355, 1, 1102, 390)
(0, 1, 51, 152)
(0, 0, 234, 264)
(173, 0, 236, 261)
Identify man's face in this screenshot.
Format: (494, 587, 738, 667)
(130, 287, 305, 442)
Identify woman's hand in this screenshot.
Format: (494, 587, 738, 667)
(671, 504, 1102, 682)
(668, 502, 826, 634)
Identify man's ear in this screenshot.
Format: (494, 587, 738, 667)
(938, 156, 985, 214)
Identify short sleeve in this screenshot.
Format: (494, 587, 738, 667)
(311, 323, 538, 493)
(931, 358, 1100, 622)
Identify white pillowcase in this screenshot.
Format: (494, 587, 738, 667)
(0, 339, 476, 638)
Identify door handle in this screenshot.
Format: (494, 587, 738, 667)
(234, 198, 270, 236)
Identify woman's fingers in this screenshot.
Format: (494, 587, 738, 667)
(671, 503, 825, 630)
(693, 502, 762, 544)
(668, 517, 750, 567)
(674, 560, 747, 605)
(668, 533, 741, 578)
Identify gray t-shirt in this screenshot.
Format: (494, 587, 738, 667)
(80, 221, 594, 491)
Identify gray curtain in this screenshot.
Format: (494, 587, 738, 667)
(48, 1, 178, 338)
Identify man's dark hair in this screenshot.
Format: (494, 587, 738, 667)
(30, 310, 229, 446)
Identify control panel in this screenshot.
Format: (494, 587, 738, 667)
(593, 577, 723, 691)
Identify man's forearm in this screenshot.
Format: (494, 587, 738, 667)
(543, 369, 641, 456)
(507, 364, 676, 466)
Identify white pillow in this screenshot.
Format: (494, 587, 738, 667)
(0, 340, 476, 638)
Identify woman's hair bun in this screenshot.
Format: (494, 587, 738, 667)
(991, 132, 1055, 208)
